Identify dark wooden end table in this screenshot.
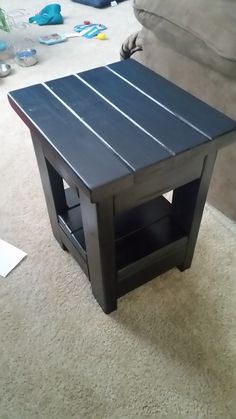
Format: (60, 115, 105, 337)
(8, 60, 236, 313)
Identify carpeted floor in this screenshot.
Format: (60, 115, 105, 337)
(0, 1, 236, 418)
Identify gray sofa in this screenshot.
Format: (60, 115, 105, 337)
(122, 0, 236, 220)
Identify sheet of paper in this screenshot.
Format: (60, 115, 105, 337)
(0, 239, 27, 277)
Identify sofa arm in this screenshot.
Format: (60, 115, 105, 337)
(120, 30, 143, 60)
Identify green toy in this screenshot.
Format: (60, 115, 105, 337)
(0, 8, 10, 32)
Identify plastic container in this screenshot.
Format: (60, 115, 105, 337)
(15, 48, 38, 67)
(0, 37, 13, 61)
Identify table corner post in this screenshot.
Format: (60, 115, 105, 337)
(79, 189, 117, 314)
(172, 150, 217, 271)
(30, 130, 67, 250)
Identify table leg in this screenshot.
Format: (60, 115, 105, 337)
(172, 151, 217, 271)
(80, 190, 117, 313)
(31, 131, 67, 249)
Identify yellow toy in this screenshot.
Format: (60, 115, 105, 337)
(96, 32, 106, 40)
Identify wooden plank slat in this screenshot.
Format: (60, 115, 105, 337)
(108, 60, 236, 139)
(117, 237, 187, 284)
(73, 229, 86, 252)
(46, 76, 171, 171)
(58, 228, 88, 275)
(58, 206, 82, 234)
(116, 215, 185, 270)
(117, 245, 186, 297)
(8, 85, 133, 193)
(115, 195, 171, 240)
(79, 67, 210, 154)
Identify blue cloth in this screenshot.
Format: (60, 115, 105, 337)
(0, 40, 7, 51)
(72, 0, 126, 8)
(29, 4, 63, 26)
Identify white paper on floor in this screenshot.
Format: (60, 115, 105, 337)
(0, 239, 27, 277)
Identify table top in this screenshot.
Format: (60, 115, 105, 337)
(8, 59, 236, 198)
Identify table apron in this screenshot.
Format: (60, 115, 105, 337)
(114, 152, 205, 214)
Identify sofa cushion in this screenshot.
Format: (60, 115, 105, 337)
(133, 0, 236, 78)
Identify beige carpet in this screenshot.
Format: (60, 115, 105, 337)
(0, 1, 236, 418)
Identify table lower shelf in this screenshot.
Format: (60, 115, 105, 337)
(57, 188, 187, 292)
